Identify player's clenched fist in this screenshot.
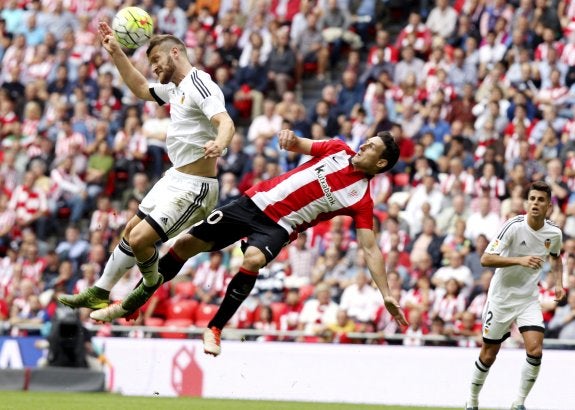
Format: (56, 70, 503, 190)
(278, 129, 296, 150)
(204, 140, 226, 158)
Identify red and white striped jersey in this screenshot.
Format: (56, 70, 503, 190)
(246, 139, 375, 237)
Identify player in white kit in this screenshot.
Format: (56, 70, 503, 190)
(465, 181, 566, 410)
(59, 24, 235, 313)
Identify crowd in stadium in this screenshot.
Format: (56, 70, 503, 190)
(2, 0, 575, 346)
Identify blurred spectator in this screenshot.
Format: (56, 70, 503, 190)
(253, 305, 279, 342)
(218, 132, 250, 179)
(402, 306, 428, 346)
(432, 251, 474, 291)
(339, 270, 381, 330)
(266, 27, 297, 98)
(233, 49, 268, 121)
(325, 309, 356, 343)
(465, 196, 502, 242)
(294, 12, 329, 82)
(8, 171, 49, 240)
(157, 0, 188, 39)
(297, 282, 339, 342)
(286, 232, 317, 289)
(142, 104, 169, 182)
(50, 155, 88, 224)
(548, 291, 575, 340)
(425, 0, 457, 40)
(431, 278, 466, 326)
(55, 225, 89, 272)
(192, 251, 227, 304)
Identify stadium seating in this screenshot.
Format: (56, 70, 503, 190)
(193, 303, 219, 328)
(172, 281, 197, 299)
(159, 318, 193, 339)
(165, 299, 198, 321)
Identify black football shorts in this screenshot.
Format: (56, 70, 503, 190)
(189, 195, 290, 264)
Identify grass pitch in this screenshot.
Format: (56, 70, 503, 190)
(1, 391, 462, 410)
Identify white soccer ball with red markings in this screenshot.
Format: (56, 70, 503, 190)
(112, 7, 153, 49)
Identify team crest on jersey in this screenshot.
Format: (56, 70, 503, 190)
(488, 239, 499, 252)
(348, 189, 358, 198)
(544, 238, 551, 249)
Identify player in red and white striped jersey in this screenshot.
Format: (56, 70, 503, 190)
(92, 129, 409, 355)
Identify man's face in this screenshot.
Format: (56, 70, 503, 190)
(351, 137, 386, 172)
(149, 45, 176, 84)
(526, 189, 550, 218)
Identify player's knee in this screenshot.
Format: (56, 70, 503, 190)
(123, 217, 139, 239)
(173, 233, 210, 259)
(480, 345, 499, 365)
(128, 225, 151, 254)
(242, 248, 267, 271)
(526, 345, 543, 358)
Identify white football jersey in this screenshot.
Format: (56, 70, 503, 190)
(149, 67, 227, 168)
(485, 215, 562, 309)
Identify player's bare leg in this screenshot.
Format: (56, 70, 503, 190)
(203, 246, 265, 356)
(90, 221, 163, 321)
(511, 330, 544, 410)
(466, 342, 501, 409)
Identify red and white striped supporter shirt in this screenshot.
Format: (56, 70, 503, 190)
(8, 185, 48, 222)
(22, 258, 46, 285)
(246, 140, 375, 237)
(55, 131, 87, 159)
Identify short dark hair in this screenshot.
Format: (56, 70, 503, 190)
(146, 34, 187, 58)
(376, 131, 400, 174)
(528, 181, 552, 200)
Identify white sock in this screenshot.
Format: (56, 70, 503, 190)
(516, 355, 541, 405)
(468, 358, 490, 406)
(95, 238, 136, 291)
(137, 247, 160, 287)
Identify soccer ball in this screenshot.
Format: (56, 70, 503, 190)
(112, 7, 153, 49)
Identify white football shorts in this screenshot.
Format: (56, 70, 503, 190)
(481, 299, 544, 343)
(138, 167, 219, 242)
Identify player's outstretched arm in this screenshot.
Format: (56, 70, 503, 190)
(278, 129, 312, 155)
(98, 21, 154, 101)
(205, 112, 236, 158)
(357, 228, 408, 326)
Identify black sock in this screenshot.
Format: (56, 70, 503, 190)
(208, 270, 258, 329)
(158, 248, 187, 282)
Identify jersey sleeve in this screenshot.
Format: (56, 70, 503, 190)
(189, 71, 227, 120)
(309, 139, 356, 158)
(148, 83, 173, 106)
(549, 229, 563, 257)
(351, 200, 375, 230)
(485, 218, 518, 254)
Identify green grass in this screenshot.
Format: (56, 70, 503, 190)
(1, 392, 460, 410)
